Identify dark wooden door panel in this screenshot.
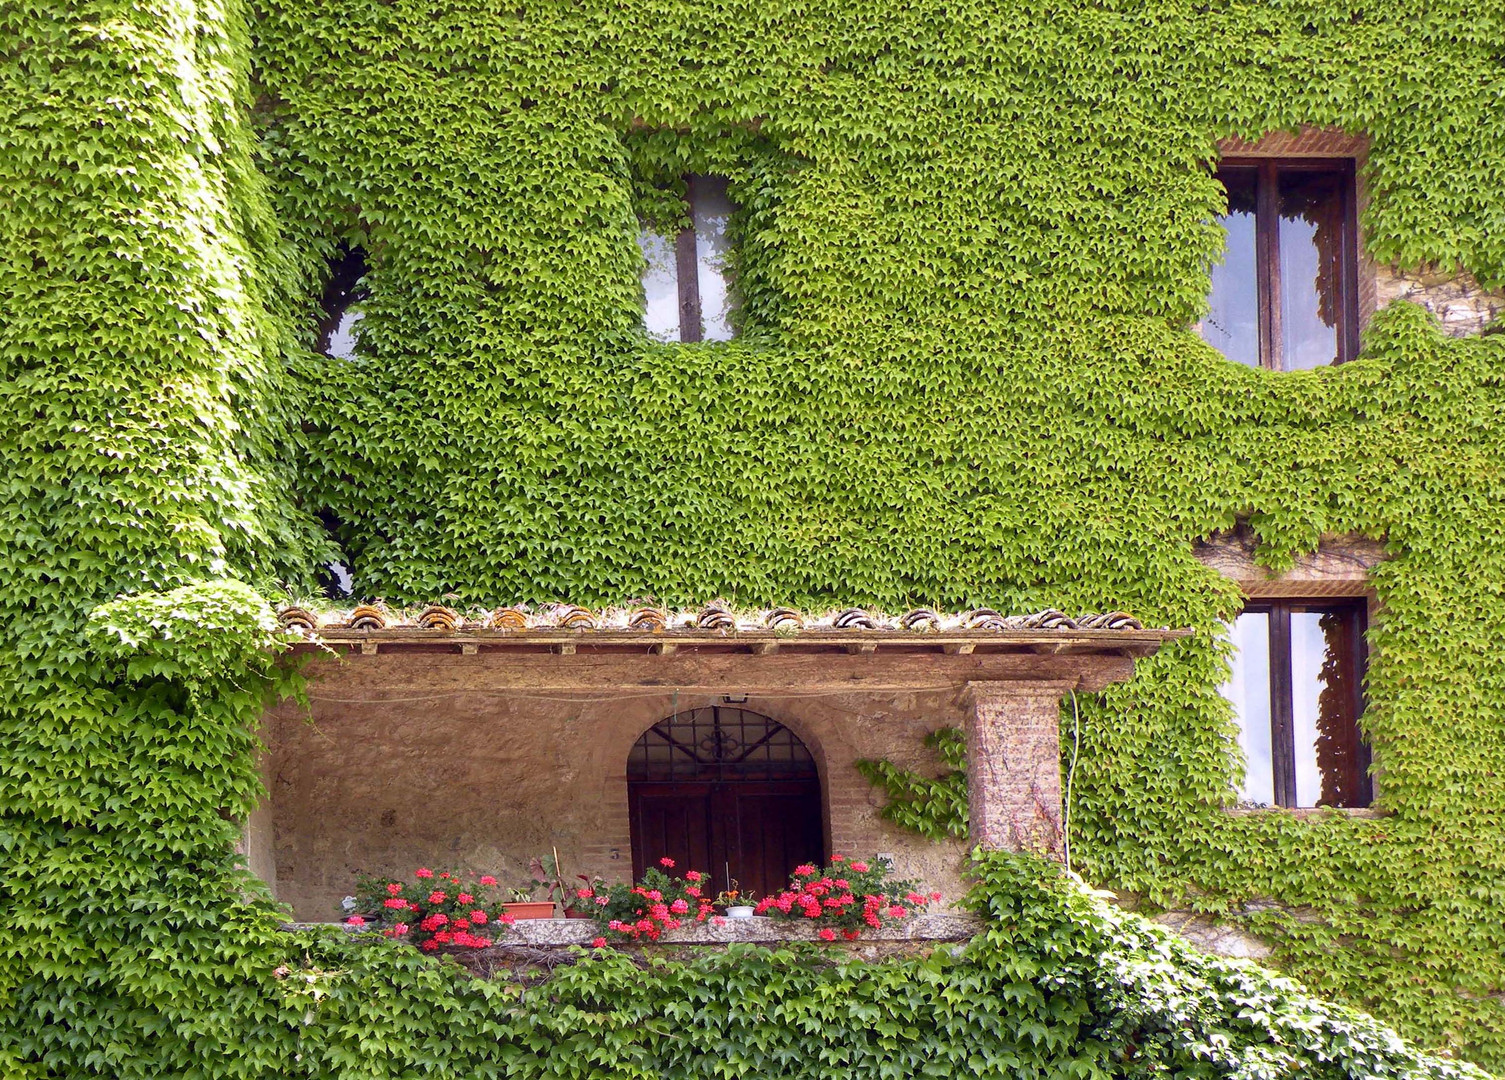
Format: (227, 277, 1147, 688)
(630, 779, 822, 898)
(725, 784, 823, 899)
(629, 782, 713, 881)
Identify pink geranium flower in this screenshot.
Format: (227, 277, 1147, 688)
(415, 868, 434, 878)
(479, 875, 497, 886)
(658, 857, 675, 868)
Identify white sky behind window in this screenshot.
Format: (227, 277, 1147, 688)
(1221, 612, 1274, 804)
(324, 309, 363, 361)
(638, 229, 680, 341)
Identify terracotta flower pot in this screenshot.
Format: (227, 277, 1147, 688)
(563, 908, 595, 919)
(502, 901, 556, 920)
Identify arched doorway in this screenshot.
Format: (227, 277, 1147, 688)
(627, 707, 824, 899)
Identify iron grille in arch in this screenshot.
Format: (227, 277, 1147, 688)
(627, 707, 818, 782)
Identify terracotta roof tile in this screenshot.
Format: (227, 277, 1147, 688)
(277, 603, 1153, 635)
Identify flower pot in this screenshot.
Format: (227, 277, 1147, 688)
(502, 901, 555, 920)
(563, 908, 595, 919)
(725, 906, 755, 919)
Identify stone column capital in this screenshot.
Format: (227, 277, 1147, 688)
(963, 679, 1078, 705)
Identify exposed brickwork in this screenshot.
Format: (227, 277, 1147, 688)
(963, 681, 1071, 857)
(1217, 128, 1368, 159)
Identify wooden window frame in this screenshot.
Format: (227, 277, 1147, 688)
(666, 175, 723, 344)
(1216, 157, 1361, 369)
(1241, 597, 1371, 808)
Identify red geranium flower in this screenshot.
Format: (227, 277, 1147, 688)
(479, 875, 497, 886)
(592, 937, 607, 948)
(658, 857, 675, 868)
(415, 868, 434, 878)
(818, 928, 836, 942)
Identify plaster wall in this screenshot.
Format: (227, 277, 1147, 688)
(262, 651, 970, 920)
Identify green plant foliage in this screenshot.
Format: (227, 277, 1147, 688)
(4, 0, 1505, 1072)
(857, 728, 970, 841)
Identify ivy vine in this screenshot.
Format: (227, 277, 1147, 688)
(3, 0, 1504, 1071)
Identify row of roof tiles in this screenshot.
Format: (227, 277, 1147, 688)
(278, 603, 1149, 634)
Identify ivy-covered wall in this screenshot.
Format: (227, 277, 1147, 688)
(4, 0, 1505, 1072)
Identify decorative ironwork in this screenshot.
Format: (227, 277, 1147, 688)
(627, 708, 817, 782)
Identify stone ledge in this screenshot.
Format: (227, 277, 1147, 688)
(1224, 805, 1387, 820)
(282, 912, 984, 946)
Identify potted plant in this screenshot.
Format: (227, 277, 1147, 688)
(755, 854, 941, 942)
(501, 886, 556, 920)
(529, 848, 608, 919)
(716, 881, 757, 918)
(349, 868, 512, 951)
(587, 857, 716, 943)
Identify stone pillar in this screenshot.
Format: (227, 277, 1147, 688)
(964, 680, 1072, 858)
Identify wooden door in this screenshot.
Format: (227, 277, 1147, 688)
(627, 707, 824, 898)
(628, 779, 823, 898)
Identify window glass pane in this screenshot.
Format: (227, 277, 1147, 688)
(1278, 171, 1343, 370)
(638, 227, 680, 341)
(690, 176, 734, 342)
(317, 244, 370, 359)
(1221, 611, 1274, 804)
(1290, 607, 1366, 807)
(1203, 169, 1259, 366)
(324, 309, 363, 360)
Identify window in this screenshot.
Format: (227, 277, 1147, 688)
(1221, 598, 1371, 808)
(316, 244, 369, 360)
(1202, 160, 1359, 369)
(639, 175, 736, 343)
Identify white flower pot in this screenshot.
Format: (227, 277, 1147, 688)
(725, 906, 755, 919)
